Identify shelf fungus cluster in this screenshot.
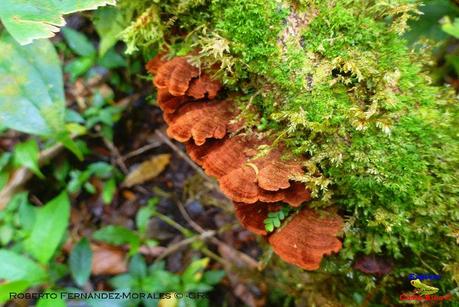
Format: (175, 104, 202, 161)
(146, 54, 343, 270)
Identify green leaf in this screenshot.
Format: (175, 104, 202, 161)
(36, 291, 66, 307)
(0, 172, 8, 190)
(18, 196, 37, 232)
(136, 207, 153, 234)
(0, 280, 30, 303)
(182, 258, 209, 285)
(65, 56, 96, 81)
(441, 17, 459, 39)
(69, 238, 93, 287)
(0, 250, 47, 284)
(0, 0, 116, 45)
(128, 254, 147, 279)
(0, 152, 11, 171)
(93, 6, 127, 56)
(265, 222, 274, 232)
(58, 133, 85, 161)
(102, 178, 117, 205)
(0, 225, 14, 245)
(405, 0, 459, 43)
(202, 270, 225, 285)
(99, 48, 127, 69)
(62, 27, 96, 57)
(0, 33, 65, 136)
(25, 192, 70, 264)
(109, 273, 135, 290)
(88, 162, 113, 177)
(13, 140, 44, 178)
(93, 225, 140, 247)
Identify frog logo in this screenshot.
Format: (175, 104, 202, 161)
(410, 279, 439, 296)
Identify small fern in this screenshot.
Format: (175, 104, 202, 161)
(264, 205, 292, 232)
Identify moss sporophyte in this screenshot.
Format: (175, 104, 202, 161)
(122, 0, 459, 302)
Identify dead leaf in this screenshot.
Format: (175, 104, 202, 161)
(91, 244, 128, 275)
(122, 154, 171, 187)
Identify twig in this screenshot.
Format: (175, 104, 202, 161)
(178, 200, 206, 233)
(0, 143, 64, 210)
(154, 130, 208, 179)
(122, 141, 162, 161)
(154, 211, 192, 236)
(155, 230, 216, 261)
(103, 138, 129, 174)
(176, 199, 259, 269)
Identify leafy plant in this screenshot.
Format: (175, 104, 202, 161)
(264, 206, 291, 232)
(110, 255, 224, 307)
(0, 0, 116, 45)
(93, 6, 128, 56)
(0, 193, 36, 247)
(62, 27, 126, 82)
(92, 198, 161, 253)
(0, 192, 70, 302)
(93, 225, 141, 253)
(69, 238, 93, 287)
(0, 32, 83, 158)
(441, 16, 459, 38)
(0, 33, 65, 136)
(13, 140, 44, 179)
(82, 92, 124, 141)
(67, 162, 120, 204)
(24, 192, 70, 264)
(136, 197, 160, 236)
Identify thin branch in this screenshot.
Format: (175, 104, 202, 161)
(103, 138, 129, 174)
(176, 199, 259, 269)
(155, 230, 216, 261)
(122, 141, 162, 161)
(0, 143, 64, 210)
(155, 130, 208, 179)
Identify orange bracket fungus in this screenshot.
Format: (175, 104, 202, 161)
(146, 54, 343, 270)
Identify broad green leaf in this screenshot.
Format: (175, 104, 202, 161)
(99, 48, 127, 69)
(25, 192, 70, 264)
(62, 27, 96, 57)
(109, 273, 135, 290)
(441, 17, 459, 38)
(65, 56, 96, 81)
(93, 7, 127, 56)
(36, 291, 66, 307)
(69, 238, 93, 287)
(202, 270, 225, 285)
(0, 250, 47, 284)
(0, 0, 116, 45)
(128, 254, 147, 279)
(0, 225, 14, 245)
(88, 162, 113, 178)
(13, 140, 44, 178)
(0, 280, 30, 303)
(0, 33, 65, 136)
(93, 225, 140, 247)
